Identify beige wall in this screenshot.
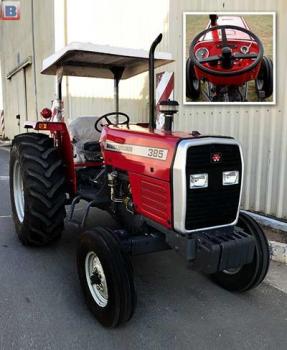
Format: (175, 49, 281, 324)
(167, 0, 287, 219)
(0, 0, 55, 138)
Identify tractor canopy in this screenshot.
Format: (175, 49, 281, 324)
(41, 42, 173, 79)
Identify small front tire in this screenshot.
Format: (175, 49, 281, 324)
(255, 56, 273, 99)
(77, 227, 136, 328)
(186, 58, 201, 100)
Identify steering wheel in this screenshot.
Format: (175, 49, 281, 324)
(189, 25, 264, 77)
(95, 112, 130, 132)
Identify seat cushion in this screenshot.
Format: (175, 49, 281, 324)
(68, 116, 102, 163)
(69, 116, 101, 142)
(83, 141, 101, 153)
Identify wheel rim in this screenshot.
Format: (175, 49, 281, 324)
(85, 251, 108, 307)
(193, 79, 199, 90)
(13, 160, 25, 223)
(223, 267, 242, 275)
(256, 78, 264, 91)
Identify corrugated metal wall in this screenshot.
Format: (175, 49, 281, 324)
(0, 0, 55, 138)
(166, 0, 287, 219)
(62, 0, 170, 122)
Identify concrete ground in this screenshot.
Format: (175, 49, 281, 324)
(1, 147, 287, 350)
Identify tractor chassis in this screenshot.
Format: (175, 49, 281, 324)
(110, 218, 254, 274)
(68, 195, 255, 275)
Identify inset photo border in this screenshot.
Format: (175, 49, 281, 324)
(183, 12, 276, 105)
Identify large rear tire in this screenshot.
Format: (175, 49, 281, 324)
(9, 133, 66, 246)
(210, 212, 270, 292)
(77, 227, 136, 328)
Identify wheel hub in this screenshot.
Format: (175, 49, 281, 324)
(13, 159, 25, 223)
(85, 252, 108, 307)
(90, 271, 102, 285)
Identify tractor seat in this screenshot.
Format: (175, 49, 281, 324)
(83, 141, 101, 153)
(82, 140, 102, 162)
(69, 116, 102, 162)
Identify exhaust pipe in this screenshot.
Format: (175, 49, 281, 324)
(149, 33, 163, 129)
(209, 14, 218, 26)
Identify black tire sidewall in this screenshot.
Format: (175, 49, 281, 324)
(77, 230, 129, 327)
(9, 143, 31, 243)
(186, 58, 201, 100)
(9, 133, 66, 246)
(210, 213, 270, 292)
(255, 56, 273, 98)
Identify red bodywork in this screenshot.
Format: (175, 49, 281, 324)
(101, 125, 194, 229)
(193, 16, 261, 85)
(25, 120, 195, 230)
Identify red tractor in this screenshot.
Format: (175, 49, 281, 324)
(186, 15, 273, 102)
(10, 34, 269, 328)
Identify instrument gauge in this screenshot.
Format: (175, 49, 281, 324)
(195, 47, 209, 60)
(240, 46, 249, 54)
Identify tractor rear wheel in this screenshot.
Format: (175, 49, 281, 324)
(210, 212, 270, 292)
(186, 58, 201, 100)
(255, 56, 273, 99)
(9, 133, 66, 246)
(77, 227, 136, 328)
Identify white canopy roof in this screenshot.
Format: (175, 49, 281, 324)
(41, 42, 173, 79)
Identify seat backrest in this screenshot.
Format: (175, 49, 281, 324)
(68, 116, 101, 142)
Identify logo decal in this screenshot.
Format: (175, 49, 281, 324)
(105, 142, 168, 161)
(0, 1, 20, 20)
(211, 152, 222, 163)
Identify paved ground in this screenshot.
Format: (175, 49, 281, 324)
(1, 147, 287, 350)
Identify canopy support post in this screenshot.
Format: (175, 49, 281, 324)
(111, 67, 124, 124)
(55, 67, 64, 121)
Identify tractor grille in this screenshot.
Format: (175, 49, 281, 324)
(185, 143, 242, 230)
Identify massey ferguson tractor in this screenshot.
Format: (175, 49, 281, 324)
(186, 15, 273, 102)
(9, 34, 270, 328)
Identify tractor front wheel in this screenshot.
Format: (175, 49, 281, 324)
(9, 133, 66, 246)
(77, 227, 136, 328)
(186, 58, 201, 100)
(255, 56, 273, 99)
(210, 212, 270, 292)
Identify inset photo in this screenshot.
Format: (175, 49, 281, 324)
(183, 12, 276, 104)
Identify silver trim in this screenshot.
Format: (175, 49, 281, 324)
(172, 137, 244, 234)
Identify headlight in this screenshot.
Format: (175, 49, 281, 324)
(190, 173, 208, 189)
(222, 171, 239, 186)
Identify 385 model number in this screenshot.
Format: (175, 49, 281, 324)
(147, 148, 167, 160)
(105, 141, 168, 160)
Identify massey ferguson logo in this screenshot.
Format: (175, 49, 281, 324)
(211, 152, 222, 163)
(0, 1, 20, 20)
